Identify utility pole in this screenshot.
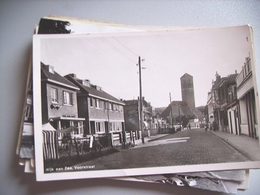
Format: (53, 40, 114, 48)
(138, 56, 145, 144)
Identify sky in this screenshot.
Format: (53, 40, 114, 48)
(39, 26, 251, 108)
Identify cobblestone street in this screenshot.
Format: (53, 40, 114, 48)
(76, 128, 249, 170)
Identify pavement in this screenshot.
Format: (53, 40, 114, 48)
(211, 130, 260, 161)
(75, 128, 249, 170)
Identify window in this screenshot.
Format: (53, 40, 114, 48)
(111, 103, 114, 110)
(89, 97, 93, 107)
(63, 91, 73, 105)
(108, 103, 112, 110)
(93, 98, 96, 107)
(95, 122, 105, 133)
(99, 100, 104, 109)
(96, 99, 100, 108)
(51, 88, 58, 103)
(73, 121, 84, 135)
(119, 105, 123, 112)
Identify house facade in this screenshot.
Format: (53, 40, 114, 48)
(207, 91, 217, 129)
(123, 98, 154, 137)
(41, 63, 85, 139)
(208, 72, 238, 132)
(236, 57, 258, 139)
(65, 74, 125, 145)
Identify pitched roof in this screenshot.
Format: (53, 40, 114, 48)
(213, 73, 237, 89)
(161, 101, 195, 118)
(41, 63, 78, 90)
(65, 74, 124, 105)
(123, 98, 151, 107)
(123, 99, 139, 105)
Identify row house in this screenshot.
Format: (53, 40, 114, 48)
(207, 72, 238, 132)
(236, 57, 259, 139)
(41, 63, 85, 140)
(65, 74, 125, 145)
(207, 57, 259, 140)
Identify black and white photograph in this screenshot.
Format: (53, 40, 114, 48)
(33, 25, 260, 181)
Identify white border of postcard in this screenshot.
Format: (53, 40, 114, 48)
(33, 28, 260, 181)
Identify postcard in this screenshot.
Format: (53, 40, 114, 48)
(33, 25, 260, 181)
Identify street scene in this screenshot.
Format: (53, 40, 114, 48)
(33, 25, 260, 176)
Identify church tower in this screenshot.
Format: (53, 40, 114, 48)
(180, 73, 195, 109)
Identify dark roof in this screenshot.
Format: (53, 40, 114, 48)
(213, 73, 237, 89)
(123, 98, 151, 107)
(41, 63, 78, 89)
(220, 74, 237, 85)
(161, 101, 194, 118)
(180, 73, 193, 79)
(123, 99, 139, 105)
(65, 74, 124, 105)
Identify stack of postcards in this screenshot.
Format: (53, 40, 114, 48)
(16, 16, 260, 194)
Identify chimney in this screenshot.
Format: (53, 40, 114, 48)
(82, 79, 91, 87)
(67, 73, 77, 78)
(93, 85, 102, 91)
(43, 64, 55, 74)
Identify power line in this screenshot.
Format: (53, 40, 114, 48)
(111, 37, 140, 59)
(105, 37, 137, 64)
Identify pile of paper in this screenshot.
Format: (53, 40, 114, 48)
(16, 16, 260, 194)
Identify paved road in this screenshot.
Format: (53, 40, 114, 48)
(76, 128, 249, 170)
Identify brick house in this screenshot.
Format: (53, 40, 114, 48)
(65, 74, 125, 146)
(41, 63, 85, 140)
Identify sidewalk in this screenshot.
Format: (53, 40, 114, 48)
(211, 131, 260, 161)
